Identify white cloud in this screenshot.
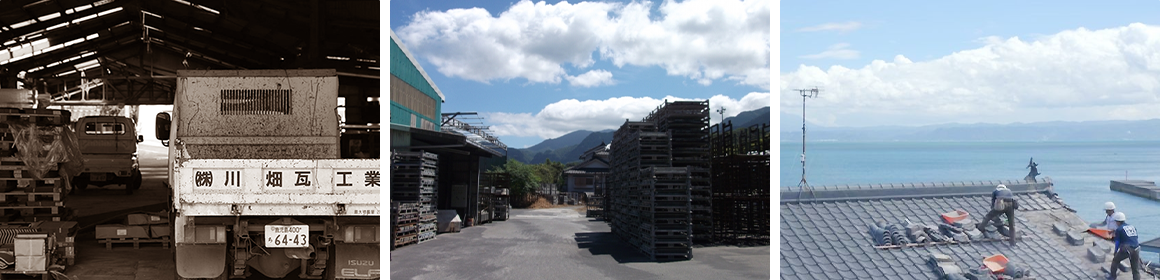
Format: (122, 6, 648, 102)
(566, 69, 615, 87)
(396, 0, 770, 89)
(780, 23, 1160, 127)
(800, 43, 860, 60)
(796, 21, 863, 33)
(486, 92, 770, 139)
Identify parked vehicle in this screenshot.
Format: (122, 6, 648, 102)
(157, 69, 380, 279)
(72, 116, 143, 194)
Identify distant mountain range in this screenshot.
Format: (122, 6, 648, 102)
(508, 130, 614, 164)
(723, 107, 770, 129)
(509, 106, 771, 164)
(780, 114, 1160, 142)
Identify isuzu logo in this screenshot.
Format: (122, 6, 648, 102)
(348, 260, 374, 266)
(341, 268, 380, 277)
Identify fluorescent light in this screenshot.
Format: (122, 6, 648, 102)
(46, 22, 69, 31)
(38, 12, 61, 22)
(97, 7, 123, 17)
(72, 14, 99, 24)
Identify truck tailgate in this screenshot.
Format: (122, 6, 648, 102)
(174, 159, 380, 216)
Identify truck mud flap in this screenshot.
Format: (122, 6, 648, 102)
(176, 244, 226, 278)
(334, 243, 380, 279)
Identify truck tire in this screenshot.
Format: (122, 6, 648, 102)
(72, 175, 88, 192)
(126, 169, 142, 195)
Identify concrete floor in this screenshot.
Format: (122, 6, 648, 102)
(389, 208, 771, 280)
(49, 144, 176, 280)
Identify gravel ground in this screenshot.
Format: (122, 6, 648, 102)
(389, 208, 770, 280)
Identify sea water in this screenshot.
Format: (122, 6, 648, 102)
(780, 141, 1160, 262)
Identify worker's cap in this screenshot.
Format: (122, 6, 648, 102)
(1104, 202, 1116, 210)
(1113, 212, 1126, 222)
(996, 184, 1007, 190)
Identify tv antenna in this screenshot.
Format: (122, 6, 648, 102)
(796, 87, 821, 200)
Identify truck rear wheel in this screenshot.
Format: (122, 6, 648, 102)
(72, 175, 88, 192)
(126, 169, 142, 195)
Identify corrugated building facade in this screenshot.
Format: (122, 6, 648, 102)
(389, 29, 445, 148)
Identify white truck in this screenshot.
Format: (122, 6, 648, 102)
(155, 69, 379, 279)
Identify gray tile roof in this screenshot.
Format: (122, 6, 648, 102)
(780, 179, 1100, 280)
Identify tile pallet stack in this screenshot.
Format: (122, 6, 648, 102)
(611, 119, 695, 261)
(608, 121, 656, 241)
(709, 122, 770, 244)
(0, 108, 73, 223)
(392, 202, 418, 248)
(636, 167, 692, 260)
(645, 101, 711, 243)
(481, 173, 511, 223)
(494, 186, 509, 221)
(391, 151, 438, 246)
(478, 186, 493, 225)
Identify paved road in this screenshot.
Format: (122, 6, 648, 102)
(389, 208, 770, 280)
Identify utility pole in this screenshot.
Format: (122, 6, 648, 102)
(796, 87, 820, 200)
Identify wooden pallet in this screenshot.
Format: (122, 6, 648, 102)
(0, 189, 62, 205)
(0, 206, 62, 218)
(0, 269, 52, 280)
(0, 109, 70, 126)
(99, 236, 171, 250)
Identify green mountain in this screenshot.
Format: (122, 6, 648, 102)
(523, 130, 595, 155)
(723, 106, 770, 129)
(508, 106, 771, 164)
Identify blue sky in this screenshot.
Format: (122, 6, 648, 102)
(781, 1, 1160, 128)
(390, 0, 771, 148)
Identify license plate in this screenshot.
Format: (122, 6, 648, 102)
(264, 225, 309, 248)
(90, 173, 106, 181)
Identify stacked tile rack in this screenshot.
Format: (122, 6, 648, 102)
(481, 173, 511, 222)
(478, 186, 493, 225)
(493, 186, 509, 221)
(610, 100, 705, 261)
(644, 100, 711, 243)
(392, 202, 419, 248)
(636, 167, 693, 260)
(608, 121, 659, 245)
(709, 121, 770, 244)
(0, 108, 73, 223)
(391, 150, 438, 246)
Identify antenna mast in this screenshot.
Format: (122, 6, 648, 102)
(796, 87, 820, 200)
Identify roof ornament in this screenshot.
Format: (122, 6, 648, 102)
(1025, 157, 1040, 183)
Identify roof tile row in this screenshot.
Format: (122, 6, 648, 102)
(780, 192, 1094, 279)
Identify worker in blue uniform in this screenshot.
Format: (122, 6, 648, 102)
(977, 184, 1017, 246)
(1108, 212, 1140, 280)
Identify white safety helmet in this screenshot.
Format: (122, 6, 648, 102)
(996, 184, 1007, 190)
(1104, 202, 1116, 211)
(1113, 212, 1126, 222)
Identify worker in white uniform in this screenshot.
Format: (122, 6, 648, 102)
(1089, 202, 1120, 231)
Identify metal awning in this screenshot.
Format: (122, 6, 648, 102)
(401, 127, 501, 157)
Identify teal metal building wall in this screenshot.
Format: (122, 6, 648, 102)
(390, 31, 442, 132)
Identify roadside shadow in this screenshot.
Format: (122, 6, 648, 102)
(574, 232, 651, 263)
